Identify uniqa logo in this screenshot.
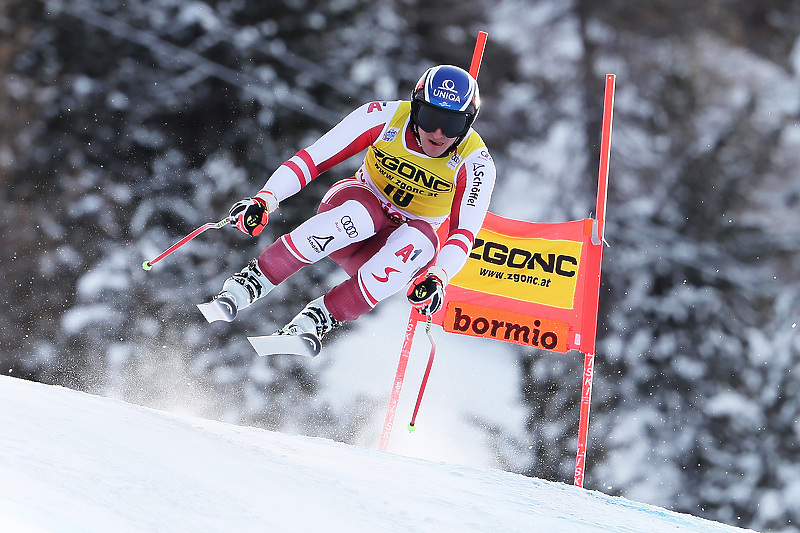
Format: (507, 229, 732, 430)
(438, 79, 458, 92)
(433, 79, 462, 103)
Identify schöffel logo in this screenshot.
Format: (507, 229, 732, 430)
(444, 302, 570, 353)
(466, 163, 485, 206)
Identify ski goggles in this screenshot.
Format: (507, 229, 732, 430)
(412, 101, 472, 138)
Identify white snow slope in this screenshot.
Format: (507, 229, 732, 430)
(0, 374, 757, 533)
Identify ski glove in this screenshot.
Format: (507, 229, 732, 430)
(229, 197, 270, 236)
(407, 273, 445, 316)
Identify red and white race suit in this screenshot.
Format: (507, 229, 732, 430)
(253, 100, 496, 322)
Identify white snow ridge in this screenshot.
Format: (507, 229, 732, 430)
(0, 375, 756, 533)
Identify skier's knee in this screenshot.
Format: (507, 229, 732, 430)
(406, 219, 438, 249)
(405, 220, 438, 268)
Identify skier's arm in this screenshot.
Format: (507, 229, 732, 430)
(429, 149, 496, 286)
(255, 101, 400, 206)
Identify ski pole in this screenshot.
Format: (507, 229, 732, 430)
(408, 314, 437, 431)
(142, 217, 232, 271)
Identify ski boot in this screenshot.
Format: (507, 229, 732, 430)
(247, 296, 342, 357)
(197, 259, 275, 323)
(280, 296, 341, 340)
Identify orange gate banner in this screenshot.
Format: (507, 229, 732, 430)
(427, 213, 603, 356)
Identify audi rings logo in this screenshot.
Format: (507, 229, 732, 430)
(340, 216, 358, 238)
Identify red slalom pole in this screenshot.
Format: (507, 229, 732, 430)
(469, 31, 488, 79)
(142, 217, 231, 271)
(573, 73, 615, 488)
(594, 73, 615, 243)
(379, 313, 419, 450)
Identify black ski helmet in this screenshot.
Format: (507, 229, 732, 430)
(410, 65, 481, 150)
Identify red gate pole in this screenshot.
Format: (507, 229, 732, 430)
(379, 312, 419, 450)
(574, 73, 615, 488)
(469, 31, 488, 78)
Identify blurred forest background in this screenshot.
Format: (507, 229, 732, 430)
(2, 0, 800, 531)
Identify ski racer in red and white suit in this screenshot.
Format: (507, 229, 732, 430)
(205, 65, 496, 340)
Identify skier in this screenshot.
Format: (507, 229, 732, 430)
(199, 64, 496, 349)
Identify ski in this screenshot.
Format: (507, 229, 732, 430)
(197, 295, 237, 323)
(247, 332, 322, 357)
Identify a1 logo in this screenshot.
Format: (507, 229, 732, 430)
(395, 244, 422, 263)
